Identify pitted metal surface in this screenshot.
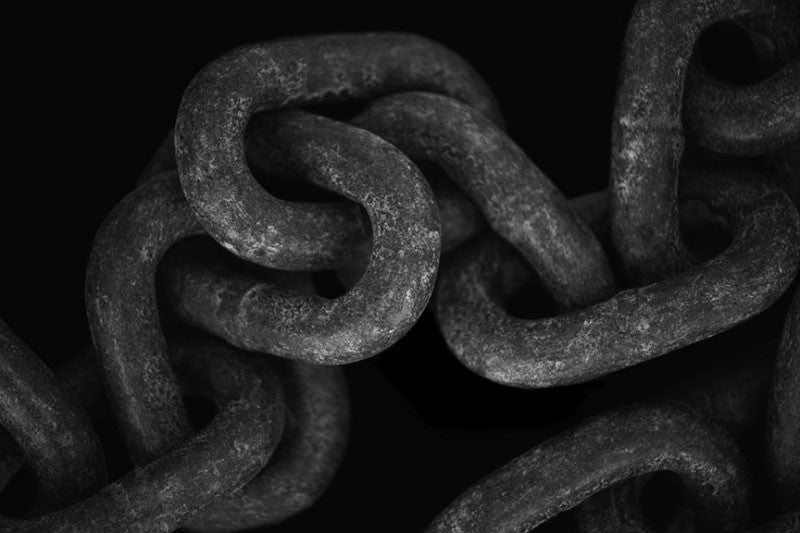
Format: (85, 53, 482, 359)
(1, 3, 798, 530)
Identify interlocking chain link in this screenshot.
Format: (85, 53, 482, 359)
(427, 403, 751, 532)
(610, 0, 799, 285)
(175, 33, 503, 272)
(435, 166, 798, 387)
(0, 0, 798, 530)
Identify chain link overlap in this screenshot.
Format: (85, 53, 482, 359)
(1, 1, 798, 531)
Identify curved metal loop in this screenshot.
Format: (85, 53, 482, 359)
(682, 3, 800, 156)
(767, 286, 799, 511)
(0, 346, 112, 494)
(3, 15, 798, 530)
(576, 477, 685, 533)
(683, 58, 800, 156)
(0, 321, 106, 515)
(0, 332, 286, 532)
(175, 32, 502, 271)
(435, 169, 799, 387)
(86, 170, 204, 465)
(161, 111, 440, 364)
(333, 184, 485, 291)
(576, 337, 778, 533)
(141, 128, 485, 261)
(426, 402, 750, 533)
(0, 331, 349, 532)
(611, 0, 796, 285)
(180, 333, 349, 532)
(0, 350, 106, 494)
(85, 146, 356, 523)
(351, 91, 616, 310)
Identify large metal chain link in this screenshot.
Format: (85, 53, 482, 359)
(0, 0, 798, 531)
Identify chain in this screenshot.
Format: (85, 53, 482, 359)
(0, 0, 798, 531)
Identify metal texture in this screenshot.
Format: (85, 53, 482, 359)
(180, 333, 349, 532)
(0, 333, 347, 532)
(175, 33, 503, 272)
(434, 168, 799, 387)
(575, 337, 779, 533)
(0, 333, 286, 532)
(161, 111, 440, 364)
(682, 3, 800, 156)
(1, 0, 799, 529)
(426, 402, 750, 533)
(768, 287, 800, 511)
(0, 322, 106, 515)
(610, 0, 799, 285)
(350, 91, 616, 310)
(86, 170, 203, 466)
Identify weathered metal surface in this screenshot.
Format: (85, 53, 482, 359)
(1, 2, 798, 529)
(610, 0, 798, 285)
(351, 91, 616, 310)
(435, 169, 799, 387)
(0, 322, 106, 515)
(0, 333, 348, 532)
(575, 338, 778, 533)
(426, 403, 750, 533)
(0, 333, 286, 532)
(86, 170, 203, 466)
(181, 333, 349, 532)
(161, 111, 440, 364)
(175, 33, 502, 272)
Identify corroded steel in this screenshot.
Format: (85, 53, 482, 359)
(1, 2, 798, 529)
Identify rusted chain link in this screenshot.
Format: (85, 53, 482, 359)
(0, 333, 286, 532)
(575, 336, 781, 533)
(171, 333, 349, 533)
(159, 111, 440, 364)
(610, 0, 799, 285)
(0, 333, 347, 532)
(426, 402, 750, 533)
(349, 91, 616, 310)
(434, 168, 799, 387)
(0, 321, 106, 515)
(1, 0, 798, 529)
(684, 59, 800, 156)
(86, 170, 203, 466)
(175, 33, 503, 272)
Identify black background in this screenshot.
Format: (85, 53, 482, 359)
(1, 4, 792, 532)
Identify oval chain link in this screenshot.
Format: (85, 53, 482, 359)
(0, 1, 798, 530)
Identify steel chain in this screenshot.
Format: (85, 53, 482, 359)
(0, 0, 798, 530)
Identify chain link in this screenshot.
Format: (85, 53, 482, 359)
(0, 0, 798, 530)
